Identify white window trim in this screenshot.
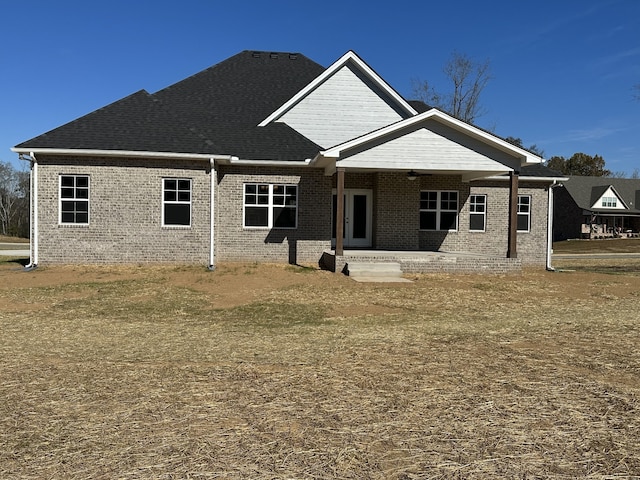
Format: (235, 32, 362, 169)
(469, 194, 487, 232)
(420, 190, 459, 231)
(243, 183, 298, 229)
(517, 194, 531, 233)
(162, 178, 192, 228)
(59, 174, 90, 225)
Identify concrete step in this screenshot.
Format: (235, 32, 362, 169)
(346, 262, 403, 278)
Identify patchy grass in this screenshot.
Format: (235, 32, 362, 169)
(0, 235, 29, 243)
(0, 262, 639, 478)
(553, 237, 640, 254)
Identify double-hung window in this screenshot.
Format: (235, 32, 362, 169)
(517, 195, 531, 232)
(469, 194, 487, 232)
(163, 178, 192, 226)
(244, 183, 297, 228)
(60, 175, 89, 225)
(420, 190, 458, 231)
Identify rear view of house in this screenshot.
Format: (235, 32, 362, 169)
(13, 50, 564, 273)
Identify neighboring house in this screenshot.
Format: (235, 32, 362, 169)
(554, 176, 640, 240)
(12, 50, 564, 273)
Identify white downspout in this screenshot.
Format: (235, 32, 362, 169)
(546, 180, 557, 271)
(22, 153, 38, 269)
(208, 158, 216, 270)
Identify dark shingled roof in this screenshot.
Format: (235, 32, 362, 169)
(15, 51, 325, 161)
(561, 175, 640, 214)
(15, 90, 217, 153)
(520, 163, 565, 178)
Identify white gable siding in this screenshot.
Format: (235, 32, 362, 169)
(337, 127, 512, 173)
(593, 186, 625, 209)
(277, 63, 407, 148)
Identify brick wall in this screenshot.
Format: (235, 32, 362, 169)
(35, 156, 211, 264)
(374, 172, 420, 249)
(215, 165, 332, 264)
(33, 156, 550, 268)
(449, 179, 549, 265)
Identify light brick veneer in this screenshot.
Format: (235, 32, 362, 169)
(35, 156, 211, 264)
(214, 165, 333, 264)
(33, 156, 550, 269)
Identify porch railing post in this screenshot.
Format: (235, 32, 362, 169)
(336, 167, 345, 256)
(507, 170, 519, 258)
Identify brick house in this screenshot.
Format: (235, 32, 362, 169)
(13, 50, 564, 273)
(554, 176, 640, 240)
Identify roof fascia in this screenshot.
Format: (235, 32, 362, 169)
(258, 50, 418, 127)
(13, 147, 317, 168)
(321, 109, 544, 165)
(480, 174, 569, 183)
(216, 158, 313, 167)
(11, 147, 236, 162)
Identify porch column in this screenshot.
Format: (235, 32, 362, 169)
(335, 167, 345, 256)
(507, 170, 519, 258)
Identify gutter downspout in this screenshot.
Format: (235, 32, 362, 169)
(20, 153, 38, 269)
(208, 158, 216, 270)
(546, 180, 558, 271)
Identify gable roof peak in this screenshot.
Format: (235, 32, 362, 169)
(259, 49, 418, 127)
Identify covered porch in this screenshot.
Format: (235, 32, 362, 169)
(309, 109, 542, 274)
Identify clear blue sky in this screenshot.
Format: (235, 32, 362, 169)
(2, 0, 639, 174)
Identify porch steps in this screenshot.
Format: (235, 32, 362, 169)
(345, 262, 411, 283)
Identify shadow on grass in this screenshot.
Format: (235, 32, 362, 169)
(1, 257, 31, 268)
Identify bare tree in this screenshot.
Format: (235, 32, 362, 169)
(0, 161, 29, 237)
(412, 51, 492, 124)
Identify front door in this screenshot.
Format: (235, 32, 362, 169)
(332, 189, 372, 248)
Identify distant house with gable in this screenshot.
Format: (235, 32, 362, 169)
(13, 50, 564, 273)
(554, 176, 640, 240)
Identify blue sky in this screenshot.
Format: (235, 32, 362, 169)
(2, 0, 639, 174)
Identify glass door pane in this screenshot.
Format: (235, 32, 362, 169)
(352, 194, 368, 239)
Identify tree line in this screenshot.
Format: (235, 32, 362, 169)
(0, 160, 29, 238)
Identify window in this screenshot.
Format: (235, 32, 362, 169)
(163, 178, 191, 226)
(244, 183, 297, 228)
(517, 195, 531, 232)
(469, 194, 487, 232)
(60, 175, 89, 224)
(602, 196, 617, 208)
(420, 191, 458, 231)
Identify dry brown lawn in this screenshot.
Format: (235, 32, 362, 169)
(0, 258, 639, 479)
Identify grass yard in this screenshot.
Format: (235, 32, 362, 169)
(0, 236, 29, 243)
(0, 259, 639, 479)
(553, 237, 640, 254)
